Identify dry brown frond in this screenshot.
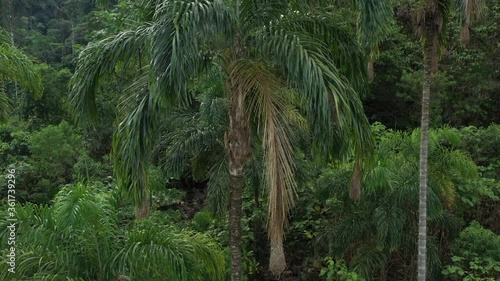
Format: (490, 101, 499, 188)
(461, 0, 483, 45)
(412, 8, 425, 37)
(231, 59, 298, 276)
(367, 61, 374, 81)
(269, 240, 286, 276)
(261, 87, 297, 277)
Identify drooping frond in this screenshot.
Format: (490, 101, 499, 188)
(53, 184, 101, 228)
(259, 87, 299, 276)
(240, 0, 289, 29)
(0, 46, 42, 97)
(457, 0, 484, 44)
(274, 13, 367, 93)
(158, 98, 227, 180)
(374, 204, 405, 249)
(351, 241, 390, 279)
(346, 0, 393, 48)
(0, 28, 43, 121)
(257, 28, 333, 152)
(113, 74, 160, 206)
(0, 183, 225, 281)
(159, 108, 205, 177)
(206, 153, 230, 216)
(69, 24, 154, 125)
(153, 68, 229, 215)
(257, 14, 374, 202)
(150, 0, 234, 105)
(257, 14, 374, 164)
(0, 28, 42, 97)
(113, 223, 226, 281)
(0, 84, 11, 122)
(229, 59, 300, 275)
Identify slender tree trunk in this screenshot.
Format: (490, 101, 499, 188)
(135, 195, 149, 218)
(8, 0, 18, 105)
(226, 80, 252, 281)
(9, 0, 14, 45)
(417, 23, 434, 281)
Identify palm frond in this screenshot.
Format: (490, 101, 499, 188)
(229, 59, 299, 275)
(0, 184, 123, 281)
(113, 74, 160, 206)
(0, 46, 42, 95)
(257, 15, 374, 165)
(159, 106, 226, 179)
(1, 183, 225, 281)
(114, 223, 225, 281)
(0, 81, 12, 122)
(345, 0, 392, 49)
(206, 153, 230, 216)
(374, 204, 405, 249)
(151, 0, 234, 105)
(240, 0, 289, 28)
(53, 184, 101, 229)
(69, 24, 153, 125)
(457, 0, 484, 44)
(0, 28, 43, 98)
(277, 12, 368, 92)
(351, 241, 390, 279)
(0, 28, 43, 122)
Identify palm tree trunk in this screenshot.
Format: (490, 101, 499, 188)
(417, 24, 434, 281)
(229, 171, 244, 281)
(135, 183, 150, 219)
(226, 83, 252, 281)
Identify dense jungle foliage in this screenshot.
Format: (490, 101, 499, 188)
(0, 0, 498, 280)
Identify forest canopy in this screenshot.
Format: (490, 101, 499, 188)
(0, 0, 498, 280)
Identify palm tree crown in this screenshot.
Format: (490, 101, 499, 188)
(69, 0, 391, 278)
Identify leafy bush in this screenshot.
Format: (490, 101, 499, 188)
(0, 121, 91, 203)
(457, 125, 500, 231)
(29, 121, 83, 180)
(443, 221, 500, 280)
(460, 125, 500, 179)
(192, 210, 214, 232)
(320, 257, 365, 281)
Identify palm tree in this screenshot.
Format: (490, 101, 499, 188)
(0, 183, 226, 281)
(154, 72, 311, 278)
(413, 1, 483, 279)
(319, 126, 478, 280)
(69, 1, 390, 279)
(0, 27, 43, 122)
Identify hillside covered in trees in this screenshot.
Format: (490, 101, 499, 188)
(0, 0, 499, 280)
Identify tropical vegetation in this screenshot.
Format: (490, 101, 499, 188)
(0, 0, 498, 280)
